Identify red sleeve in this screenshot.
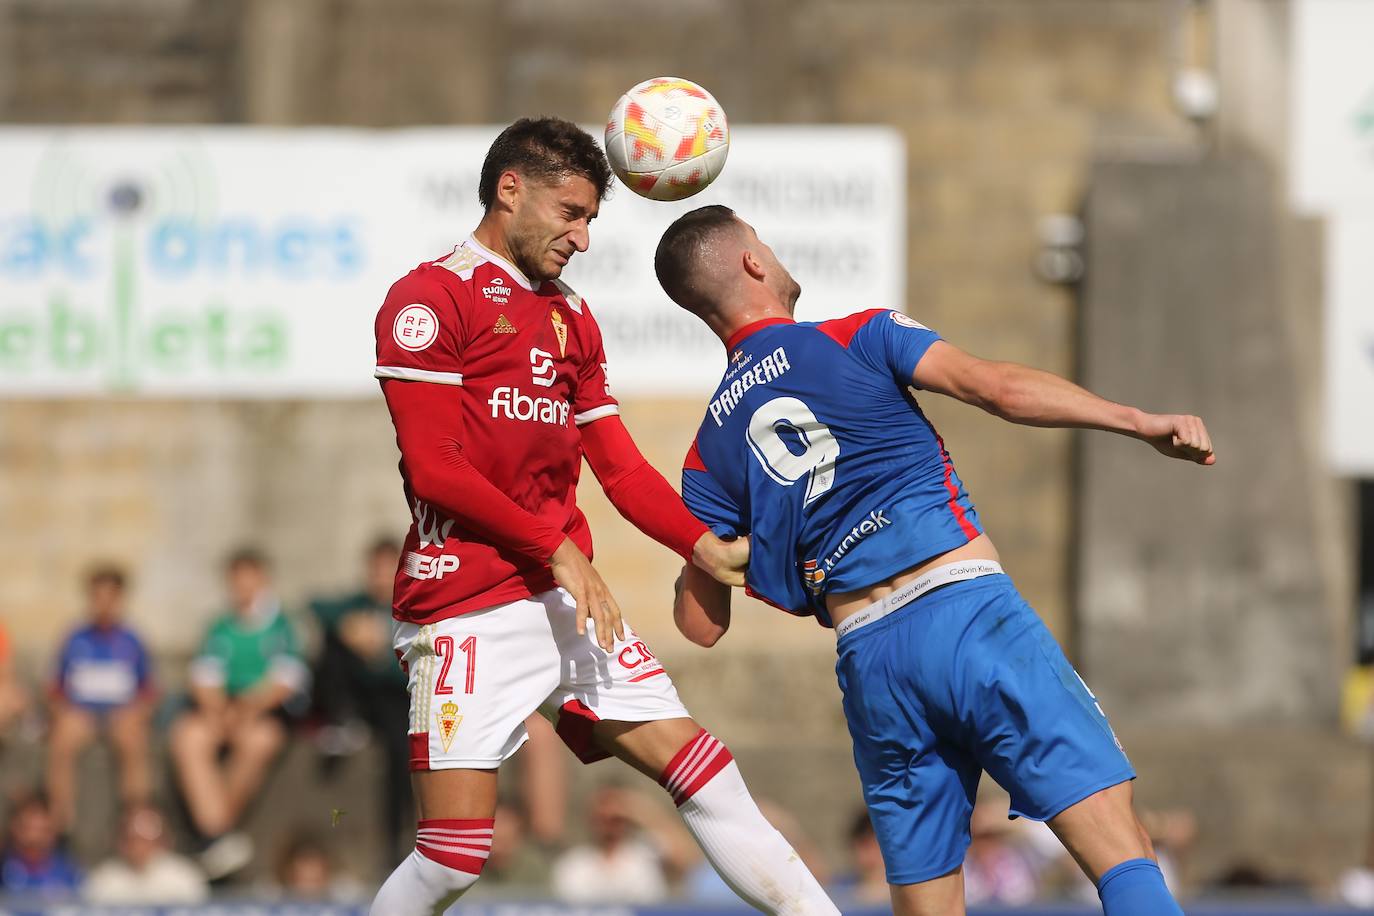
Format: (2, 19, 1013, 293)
(383, 378, 567, 561)
(567, 296, 620, 426)
(580, 416, 708, 561)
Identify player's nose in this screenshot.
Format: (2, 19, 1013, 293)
(569, 223, 590, 252)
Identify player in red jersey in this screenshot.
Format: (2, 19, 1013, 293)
(368, 118, 838, 916)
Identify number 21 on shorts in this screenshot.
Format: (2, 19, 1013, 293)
(433, 635, 477, 695)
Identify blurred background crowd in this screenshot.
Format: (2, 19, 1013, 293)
(0, 548, 1354, 907)
(2, 0, 1374, 911)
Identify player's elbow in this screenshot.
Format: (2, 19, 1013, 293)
(673, 597, 728, 647)
(403, 441, 465, 506)
(969, 362, 1021, 419)
(406, 466, 447, 506)
(691, 621, 727, 648)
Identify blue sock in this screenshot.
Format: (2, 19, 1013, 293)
(1097, 858, 1184, 915)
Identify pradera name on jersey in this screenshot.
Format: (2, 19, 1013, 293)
(708, 346, 791, 426)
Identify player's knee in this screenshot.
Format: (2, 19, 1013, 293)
(414, 817, 493, 887)
(169, 714, 211, 755)
(371, 820, 493, 914)
(232, 714, 285, 757)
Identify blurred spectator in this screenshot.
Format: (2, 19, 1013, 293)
(265, 831, 366, 902)
(830, 808, 889, 905)
(686, 797, 829, 903)
(476, 802, 551, 893)
(1040, 803, 1195, 903)
(0, 792, 81, 898)
(962, 796, 1039, 906)
(1141, 807, 1196, 894)
(0, 623, 28, 739)
(1339, 862, 1374, 908)
(169, 548, 309, 879)
(551, 784, 699, 904)
(309, 537, 411, 864)
(1339, 674, 1374, 907)
(518, 712, 571, 846)
(83, 804, 208, 904)
(45, 565, 155, 832)
(1207, 861, 1311, 899)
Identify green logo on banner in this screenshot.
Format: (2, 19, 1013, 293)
(1356, 87, 1374, 141)
(0, 141, 362, 394)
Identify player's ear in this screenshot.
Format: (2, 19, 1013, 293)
(495, 170, 521, 211)
(742, 249, 766, 282)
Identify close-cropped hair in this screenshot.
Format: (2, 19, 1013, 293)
(654, 204, 740, 310)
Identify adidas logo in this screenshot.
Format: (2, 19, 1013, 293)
(493, 315, 517, 334)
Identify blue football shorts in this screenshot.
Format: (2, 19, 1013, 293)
(834, 573, 1135, 885)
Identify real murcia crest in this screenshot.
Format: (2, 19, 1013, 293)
(436, 701, 463, 752)
(550, 308, 568, 358)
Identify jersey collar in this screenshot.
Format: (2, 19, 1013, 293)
(726, 317, 795, 351)
(466, 234, 536, 291)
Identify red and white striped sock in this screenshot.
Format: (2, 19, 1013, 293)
(661, 729, 840, 915)
(659, 727, 735, 806)
(369, 818, 492, 916)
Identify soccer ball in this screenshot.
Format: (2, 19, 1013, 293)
(604, 77, 729, 201)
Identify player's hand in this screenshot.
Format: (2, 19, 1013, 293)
(691, 533, 750, 588)
(549, 537, 625, 653)
(1135, 412, 1215, 465)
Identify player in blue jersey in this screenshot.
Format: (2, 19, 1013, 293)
(655, 205, 1213, 916)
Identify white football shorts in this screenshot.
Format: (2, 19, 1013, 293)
(394, 587, 690, 770)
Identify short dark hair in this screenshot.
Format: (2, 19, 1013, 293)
(225, 546, 268, 573)
(86, 564, 127, 591)
(848, 809, 875, 843)
(654, 205, 742, 312)
(368, 535, 401, 558)
(478, 117, 613, 210)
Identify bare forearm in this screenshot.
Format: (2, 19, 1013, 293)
(915, 342, 1215, 465)
(673, 565, 731, 647)
(985, 363, 1142, 435)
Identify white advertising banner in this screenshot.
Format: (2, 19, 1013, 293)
(1327, 218, 1374, 475)
(0, 127, 904, 397)
(1291, 0, 1374, 212)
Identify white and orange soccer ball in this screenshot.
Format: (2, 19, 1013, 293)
(604, 77, 729, 201)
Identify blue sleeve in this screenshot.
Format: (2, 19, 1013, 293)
(133, 635, 153, 690)
(53, 633, 77, 690)
(849, 309, 942, 387)
(682, 466, 746, 538)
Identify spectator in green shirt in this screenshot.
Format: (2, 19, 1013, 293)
(309, 536, 411, 867)
(169, 547, 308, 879)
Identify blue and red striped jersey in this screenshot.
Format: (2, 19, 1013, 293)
(681, 309, 982, 626)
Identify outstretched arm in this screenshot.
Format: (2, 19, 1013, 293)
(673, 563, 732, 647)
(912, 341, 1215, 465)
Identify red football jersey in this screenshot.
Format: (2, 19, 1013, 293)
(374, 235, 620, 624)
